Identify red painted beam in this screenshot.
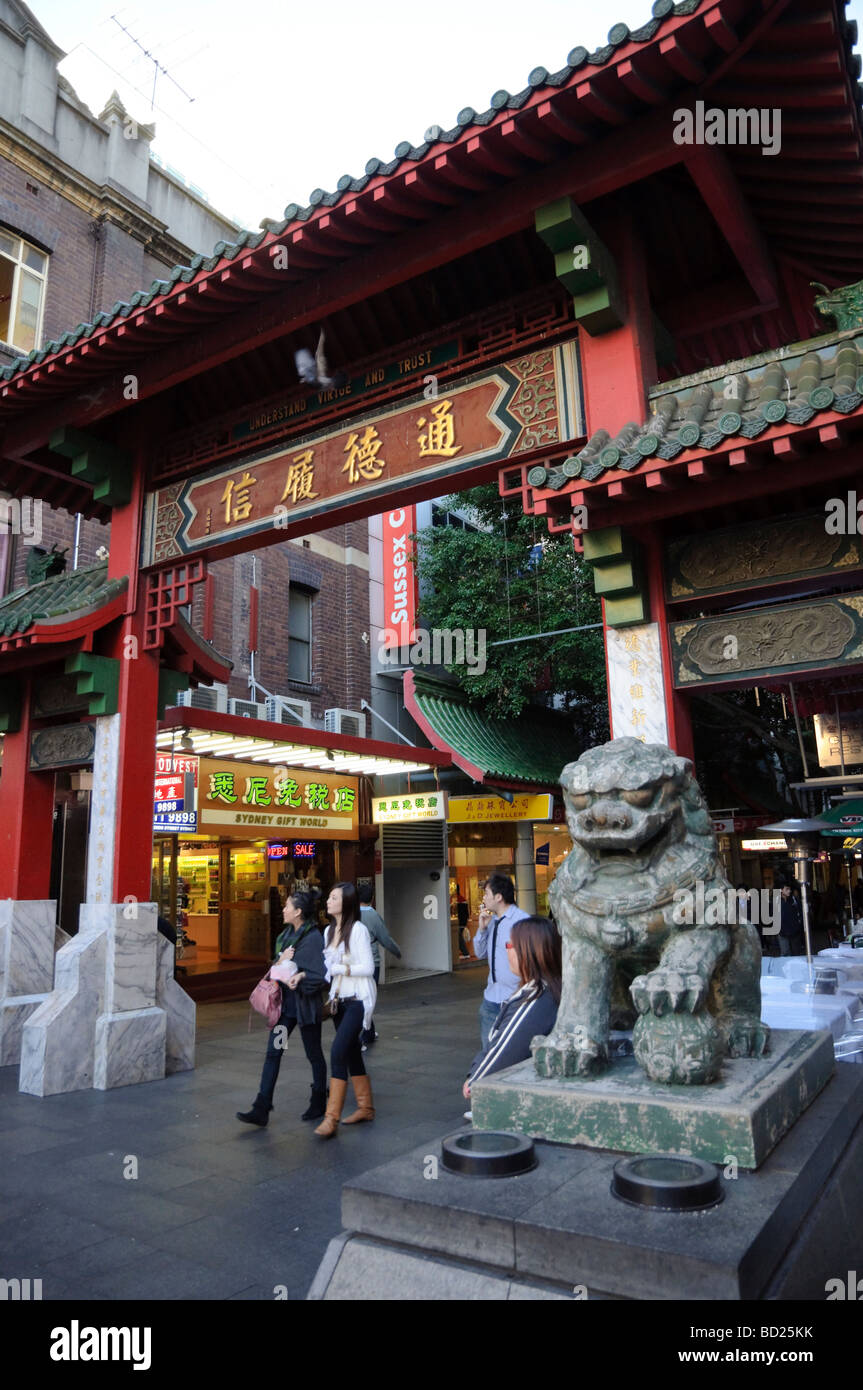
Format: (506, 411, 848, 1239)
(685, 147, 777, 303)
(2, 109, 686, 458)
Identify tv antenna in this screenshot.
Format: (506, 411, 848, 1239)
(110, 14, 196, 110)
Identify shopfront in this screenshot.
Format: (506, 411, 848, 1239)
(152, 756, 362, 975)
(446, 793, 570, 955)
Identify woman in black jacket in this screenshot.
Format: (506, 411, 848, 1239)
(462, 915, 561, 1107)
(237, 888, 328, 1127)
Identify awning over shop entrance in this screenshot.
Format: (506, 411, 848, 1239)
(820, 799, 863, 837)
(403, 671, 582, 789)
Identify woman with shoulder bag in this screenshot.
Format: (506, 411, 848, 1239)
(237, 888, 328, 1127)
(315, 882, 377, 1138)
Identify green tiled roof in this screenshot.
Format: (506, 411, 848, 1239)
(529, 321, 863, 491)
(410, 675, 583, 786)
(0, 562, 127, 637)
(0, 0, 707, 384)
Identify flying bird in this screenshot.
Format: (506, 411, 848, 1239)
(294, 328, 342, 390)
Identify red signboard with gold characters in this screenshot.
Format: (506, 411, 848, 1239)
(142, 342, 582, 567)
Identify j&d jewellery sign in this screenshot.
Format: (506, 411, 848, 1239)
(143, 342, 583, 566)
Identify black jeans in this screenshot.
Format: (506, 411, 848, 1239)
(330, 998, 366, 1081)
(259, 1012, 327, 1105)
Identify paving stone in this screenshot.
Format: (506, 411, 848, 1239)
(0, 972, 485, 1299)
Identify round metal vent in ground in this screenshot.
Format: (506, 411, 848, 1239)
(611, 1154, 723, 1211)
(441, 1131, 537, 1178)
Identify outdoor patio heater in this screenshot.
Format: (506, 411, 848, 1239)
(759, 817, 833, 974)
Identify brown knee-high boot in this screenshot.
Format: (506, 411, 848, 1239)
(314, 1077, 347, 1138)
(342, 1074, 374, 1124)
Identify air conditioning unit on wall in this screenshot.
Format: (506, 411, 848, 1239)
(324, 708, 366, 738)
(228, 698, 265, 719)
(265, 695, 312, 727)
(176, 683, 228, 713)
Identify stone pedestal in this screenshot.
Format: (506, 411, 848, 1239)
(472, 1030, 834, 1169)
(0, 900, 65, 1067)
(19, 902, 195, 1096)
(309, 1065, 863, 1301)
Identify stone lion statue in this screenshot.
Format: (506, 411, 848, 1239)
(534, 738, 769, 1086)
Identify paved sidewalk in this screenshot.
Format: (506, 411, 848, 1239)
(0, 969, 485, 1301)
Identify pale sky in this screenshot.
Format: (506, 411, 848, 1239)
(29, 0, 863, 233)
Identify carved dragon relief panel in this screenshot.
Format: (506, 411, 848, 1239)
(670, 593, 863, 686)
(666, 511, 863, 601)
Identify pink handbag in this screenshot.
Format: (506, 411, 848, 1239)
(249, 974, 282, 1028)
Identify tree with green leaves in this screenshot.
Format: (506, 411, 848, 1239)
(413, 484, 608, 742)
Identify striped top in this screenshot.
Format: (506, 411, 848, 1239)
(468, 981, 558, 1086)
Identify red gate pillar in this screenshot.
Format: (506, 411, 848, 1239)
(104, 456, 161, 905)
(0, 678, 55, 898)
(579, 209, 657, 439)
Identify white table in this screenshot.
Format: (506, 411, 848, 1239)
(760, 988, 861, 1044)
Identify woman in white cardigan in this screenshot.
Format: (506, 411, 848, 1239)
(315, 881, 377, 1138)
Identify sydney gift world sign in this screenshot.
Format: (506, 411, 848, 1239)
(142, 342, 582, 566)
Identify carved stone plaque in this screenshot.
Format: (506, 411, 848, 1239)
(670, 593, 863, 686)
(32, 675, 90, 719)
(29, 722, 96, 770)
(666, 511, 862, 601)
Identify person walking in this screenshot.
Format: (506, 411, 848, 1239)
(463, 915, 561, 1108)
(473, 874, 529, 1050)
(315, 882, 377, 1139)
(778, 881, 805, 957)
(237, 889, 328, 1127)
(357, 883, 401, 1047)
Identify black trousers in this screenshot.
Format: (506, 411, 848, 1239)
(330, 998, 366, 1081)
(258, 1012, 327, 1105)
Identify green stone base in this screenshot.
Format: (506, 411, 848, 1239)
(471, 1029, 835, 1170)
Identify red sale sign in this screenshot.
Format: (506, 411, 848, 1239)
(381, 505, 418, 650)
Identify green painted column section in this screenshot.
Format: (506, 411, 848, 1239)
(0, 675, 22, 733)
(48, 427, 132, 507)
(535, 197, 623, 335)
(64, 652, 120, 716)
(582, 527, 648, 626)
(158, 668, 191, 719)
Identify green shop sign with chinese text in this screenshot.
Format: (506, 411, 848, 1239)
(198, 760, 359, 839)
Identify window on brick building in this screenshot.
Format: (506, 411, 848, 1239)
(0, 229, 48, 353)
(288, 587, 312, 683)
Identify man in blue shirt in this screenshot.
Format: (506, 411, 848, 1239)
(473, 874, 529, 1049)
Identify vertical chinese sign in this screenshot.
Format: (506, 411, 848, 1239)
(605, 624, 669, 745)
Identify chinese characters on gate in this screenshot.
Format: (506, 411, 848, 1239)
(215, 399, 462, 531)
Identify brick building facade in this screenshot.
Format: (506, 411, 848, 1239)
(0, 0, 371, 723)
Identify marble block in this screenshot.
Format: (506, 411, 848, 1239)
(156, 936, 196, 1074)
(93, 1008, 166, 1090)
(0, 998, 44, 1067)
(19, 930, 107, 1096)
(0, 900, 56, 995)
(471, 1030, 835, 1170)
(104, 904, 158, 1013)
